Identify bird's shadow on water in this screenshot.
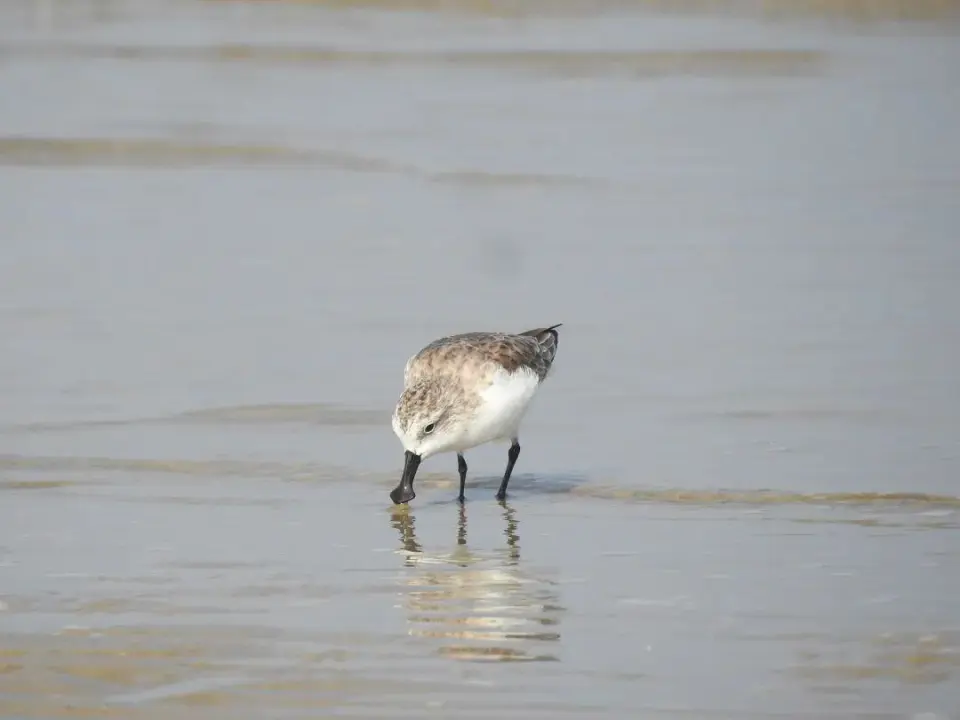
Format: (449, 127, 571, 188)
(416, 472, 587, 508)
(388, 501, 565, 662)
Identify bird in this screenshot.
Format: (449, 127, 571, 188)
(390, 324, 561, 505)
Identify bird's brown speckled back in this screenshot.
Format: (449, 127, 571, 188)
(404, 324, 561, 387)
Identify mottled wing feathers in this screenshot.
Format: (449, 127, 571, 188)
(404, 325, 561, 386)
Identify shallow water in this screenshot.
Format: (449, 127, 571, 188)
(2, 1, 960, 717)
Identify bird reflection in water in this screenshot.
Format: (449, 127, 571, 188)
(390, 503, 563, 662)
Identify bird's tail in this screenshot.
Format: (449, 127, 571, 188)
(520, 323, 561, 366)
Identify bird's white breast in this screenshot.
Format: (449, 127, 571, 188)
(457, 366, 540, 450)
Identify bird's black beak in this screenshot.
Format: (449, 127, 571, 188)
(390, 451, 421, 505)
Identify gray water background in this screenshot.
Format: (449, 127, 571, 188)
(1, 1, 959, 717)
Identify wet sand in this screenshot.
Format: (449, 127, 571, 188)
(2, 1, 960, 717)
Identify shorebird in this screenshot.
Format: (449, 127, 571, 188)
(390, 325, 561, 505)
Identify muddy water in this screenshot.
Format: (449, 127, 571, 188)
(2, 1, 960, 717)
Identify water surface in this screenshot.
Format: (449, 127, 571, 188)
(2, 1, 959, 717)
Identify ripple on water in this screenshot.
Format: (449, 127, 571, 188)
(105, 0, 960, 21)
(792, 630, 960, 688)
(0, 45, 827, 77)
(0, 402, 385, 433)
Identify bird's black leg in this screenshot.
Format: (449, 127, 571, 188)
(457, 453, 468, 503)
(496, 440, 521, 501)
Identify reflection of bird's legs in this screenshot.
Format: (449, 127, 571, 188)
(500, 500, 520, 565)
(457, 503, 467, 546)
(500, 501, 520, 564)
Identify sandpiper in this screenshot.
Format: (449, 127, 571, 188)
(390, 324, 561, 505)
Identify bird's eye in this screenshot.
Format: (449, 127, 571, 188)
(423, 423, 436, 435)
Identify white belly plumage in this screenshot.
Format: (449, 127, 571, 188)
(454, 366, 541, 451)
